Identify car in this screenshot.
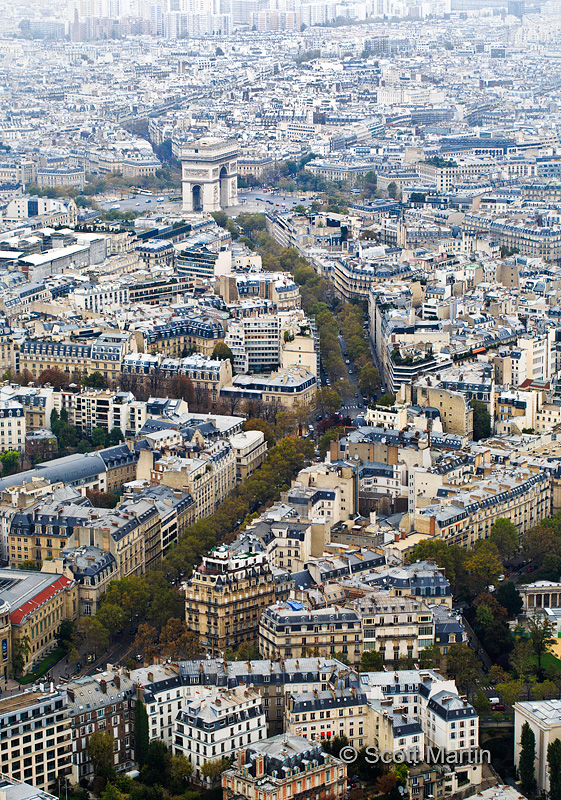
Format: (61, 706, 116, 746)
(146, 199, 151, 203)
(136, 654, 143, 661)
(358, 403, 363, 408)
(498, 574, 505, 581)
(130, 627, 138, 636)
(316, 415, 323, 421)
(86, 654, 96, 663)
(135, 202, 140, 206)
(157, 196, 165, 201)
(354, 392, 359, 398)
(345, 360, 350, 364)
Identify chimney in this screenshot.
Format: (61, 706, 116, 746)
(114, 674, 121, 689)
(100, 679, 107, 694)
(238, 749, 246, 767)
(256, 755, 265, 778)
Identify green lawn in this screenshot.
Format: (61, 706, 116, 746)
(531, 650, 561, 673)
(18, 647, 65, 685)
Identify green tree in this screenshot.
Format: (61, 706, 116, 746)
(510, 638, 535, 682)
(387, 181, 398, 199)
(473, 689, 491, 716)
(360, 649, 383, 671)
(134, 701, 150, 766)
(74, 617, 109, 657)
(12, 634, 31, 675)
(318, 427, 343, 459)
(92, 427, 108, 448)
(109, 428, 124, 445)
(377, 393, 396, 407)
(18, 559, 40, 571)
(410, 538, 467, 591)
(472, 400, 491, 441)
(496, 679, 524, 707)
(358, 364, 381, 398)
(496, 582, 523, 618)
(83, 371, 107, 389)
(445, 643, 481, 692)
(315, 387, 342, 414)
(211, 342, 234, 365)
(169, 753, 194, 790)
(548, 738, 561, 800)
(528, 615, 555, 677)
(87, 730, 115, 784)
(0, 450, 19, 476)
(519, 721, 537, 795)
(200, 757, 231, 784)
(490, 518, 518, 559)
(210, 211, 228, 228)
(95, 603, 126, 635)
(57, 620, 75, 652)
(141, 740, 171, 786)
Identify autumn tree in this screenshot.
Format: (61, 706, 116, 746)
(133, 623, 159, 664)
(465, 540, 502, 595)
(37, 368, 69, 388)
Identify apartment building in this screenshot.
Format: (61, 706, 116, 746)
(0, 401, 25, 454)
(44, 545, 118, 617)
(0, 322, 13, 376)
(229, 430, 267, 482)
(414, 465, 552, 547)
(354, 592, 434, 663)
(173, 685, 267, 780)
(4, 386, 55, 432)
(463, 213, 561, 262)
(222, 735, 347, 800)
(224, 315, 280, 373)
(259, 603, 362, 667)
(18, 333, 132, 385)
(73, 390, 135, 436)
(0, 688, 72, 791)
(284, 686, 370, 748)
(153, 452, 231, 521)
(73, 283, 130, 314)
(221, 366, 317, 408)
(184, 543, 276, 656)
(121, 352, 233, 402)
(135, 314, 225, 358)
(362, 669, 479, 755)
(365, 562, 453, 607)
(71, 499, 159, 574)
(67, 671, 136, 782)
